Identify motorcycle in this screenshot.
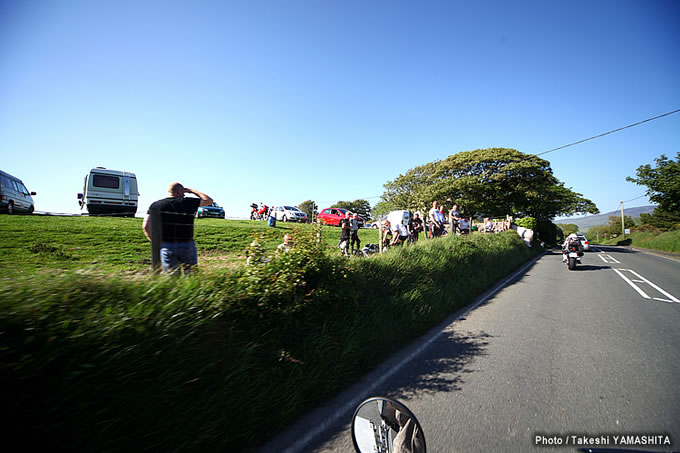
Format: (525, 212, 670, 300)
(563, 238, 584, 270)
(249, 203, 270, 221)
(352, 397, 426, 453)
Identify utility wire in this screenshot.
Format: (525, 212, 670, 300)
(536, 109, 680, 156)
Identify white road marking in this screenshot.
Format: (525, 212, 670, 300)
(613, 269, 651, 299)
(612, 268, 680, 303)
(597, 253, 620, 264)
(653, 298, 675, 304)
(626, 269, 680, 302)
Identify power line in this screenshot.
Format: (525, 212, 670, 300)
(622, 195, 647, 204)
(536, 109, 680, 156)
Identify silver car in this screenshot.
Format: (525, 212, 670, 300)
(274, 206, 308, 222)
(577, 234, 590, 251)
(1, 170, 36, 214)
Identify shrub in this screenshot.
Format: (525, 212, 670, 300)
(1, 230, 538, 451)
(515, 217, 537, 230)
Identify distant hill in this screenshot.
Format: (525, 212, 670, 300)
(555, 205, 656, 231)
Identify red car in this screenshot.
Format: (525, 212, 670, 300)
(317, 207, 365, 227)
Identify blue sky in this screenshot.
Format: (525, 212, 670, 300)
(1, 0, 678, 219)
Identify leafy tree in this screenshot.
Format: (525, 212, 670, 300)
(297, 200, 318, 220)
(607, 215, 636, 235)
(380, 148, 598, 220)
(639, 208, 680, 231)
(333, 199, 371, 219)
(626, 153, 680, 212)
(557, 223, 579, 236)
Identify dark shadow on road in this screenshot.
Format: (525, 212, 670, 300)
(573, 265, 611, 271)
(381, 330, 493, 400)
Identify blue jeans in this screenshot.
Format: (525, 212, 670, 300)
(160, 241, 198, 274)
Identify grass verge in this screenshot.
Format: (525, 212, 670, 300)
(1, 225, 538, 451)
(594, 230, 680, 253)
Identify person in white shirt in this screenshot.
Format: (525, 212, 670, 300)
(391, 221, 410, 246)
(428, 201, 444, 238)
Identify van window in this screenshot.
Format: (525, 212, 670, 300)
(93, 175, 120, 189)
(1, 176, 12, 190)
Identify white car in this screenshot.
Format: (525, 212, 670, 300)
(274, 206, 308, 222)
(577, 234, 590, 251)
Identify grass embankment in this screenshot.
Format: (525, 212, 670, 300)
(0, 215, 379, 276)
(1, 216, 539, 451)
(593, 230, 680, 253)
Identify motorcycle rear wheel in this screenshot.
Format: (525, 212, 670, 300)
(568, 257, 576, 270)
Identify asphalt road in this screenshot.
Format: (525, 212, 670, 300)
(259, 246, 680, 453)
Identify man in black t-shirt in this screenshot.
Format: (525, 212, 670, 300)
(143, 182, 213, 273)
(338, 211, 352, 256)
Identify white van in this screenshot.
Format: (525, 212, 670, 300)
(386, 210, 411, 227)
(78, 167, 139, 216)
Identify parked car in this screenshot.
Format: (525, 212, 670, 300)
(77, 167, 138, 216)
(0, 169, 37, 214)
(317, 207, 365, 227)
(273, 205, 308, 222)
(196, 202, 225, 219)
(577, 234, 590, 251)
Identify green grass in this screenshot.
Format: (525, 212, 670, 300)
(0, 215, 379, 276)
(0, 215, 539, 451)
(593, 229, 680, 253)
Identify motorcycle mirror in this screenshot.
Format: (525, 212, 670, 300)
(351, 397, 426, 453)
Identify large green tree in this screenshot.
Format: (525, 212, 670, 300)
(626, 153, 680, 213)
(297, 200, 318, 220)
(381, 148, 598, 220)
(333, 199, 371, 218)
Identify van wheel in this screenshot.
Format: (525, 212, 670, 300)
(29, 205, 34, 214)
(7, 202, 13, 214)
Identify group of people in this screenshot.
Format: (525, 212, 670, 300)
(338, 210, 362, 255)
(427, 201, 471, 238)
(143, 183, 508, 272)
(376, 201, 473, 250)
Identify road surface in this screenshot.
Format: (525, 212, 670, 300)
(259, 246, 680, 453)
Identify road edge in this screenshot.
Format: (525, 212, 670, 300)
(257, 250, 547, 453)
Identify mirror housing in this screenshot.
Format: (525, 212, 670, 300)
(351, 397, 426, 453)
(77, 193, 83, 200)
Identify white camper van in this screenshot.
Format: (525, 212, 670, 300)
(78, 168, 139, 216)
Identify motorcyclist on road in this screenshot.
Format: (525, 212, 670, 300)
(562, 233, 583, 263)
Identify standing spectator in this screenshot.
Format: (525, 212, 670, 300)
(428, 201, 444, 238)
(338, 211, 352, 255)
(350, 213, 361, 253)
(409, 212, 424, 242)
(143, 182, 213, 274)
(449, 204, 461, 235)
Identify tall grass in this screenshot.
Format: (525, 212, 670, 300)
(1, 229, 537, 451)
